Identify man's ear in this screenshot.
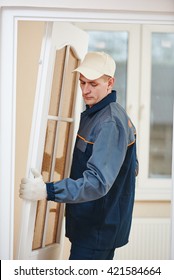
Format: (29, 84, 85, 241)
(108, 77, 115, 89)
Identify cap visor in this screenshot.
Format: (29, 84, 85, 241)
(73, 66, 104, 80)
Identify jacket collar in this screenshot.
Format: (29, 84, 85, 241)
(82, 90, 117, 116)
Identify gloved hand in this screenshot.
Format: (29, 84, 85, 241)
(19, 168, 47, 201)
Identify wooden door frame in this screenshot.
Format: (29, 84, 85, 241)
(0, 5, 173, 260)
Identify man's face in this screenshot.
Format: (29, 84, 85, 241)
(79, 74, 114, 107)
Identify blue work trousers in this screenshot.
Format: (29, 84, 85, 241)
(69, 244, 115, 260)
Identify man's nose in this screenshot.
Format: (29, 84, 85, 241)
(83, 83, 91, 94)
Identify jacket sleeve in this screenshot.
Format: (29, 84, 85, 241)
(46, 121, 128, 203)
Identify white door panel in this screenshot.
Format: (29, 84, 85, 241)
(17, 22, 88, 259)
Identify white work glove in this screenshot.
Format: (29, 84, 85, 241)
(19, 168, 47, 201)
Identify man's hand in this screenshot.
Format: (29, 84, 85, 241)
(19, 168, 47, 201)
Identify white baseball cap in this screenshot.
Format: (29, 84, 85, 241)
(73, 51, 116, 80)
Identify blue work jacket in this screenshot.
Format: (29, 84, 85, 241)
(46, 90, 138, 250)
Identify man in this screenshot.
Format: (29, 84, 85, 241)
(20, 51, 138, 260)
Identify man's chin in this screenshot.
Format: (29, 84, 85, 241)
(85, 100, 95, 107)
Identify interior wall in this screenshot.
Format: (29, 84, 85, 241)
(2, 0, 174, 13)
(133, 201, 171, 218)
(14, 21, 45, 257)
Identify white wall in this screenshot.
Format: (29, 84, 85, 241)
(15, 21, 45, 258)
(1, 0, 174, 13)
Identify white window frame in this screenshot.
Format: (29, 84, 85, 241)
(0, 5, 173, 260)
(136, 24, 174, 201)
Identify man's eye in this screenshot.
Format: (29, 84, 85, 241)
(91, 83, 97, 87)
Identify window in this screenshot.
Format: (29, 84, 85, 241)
(138, 25, 174, 200)
(88, 31, 128, 108)
(149, 33, 174, 178)
(76, 23, 174, 200)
